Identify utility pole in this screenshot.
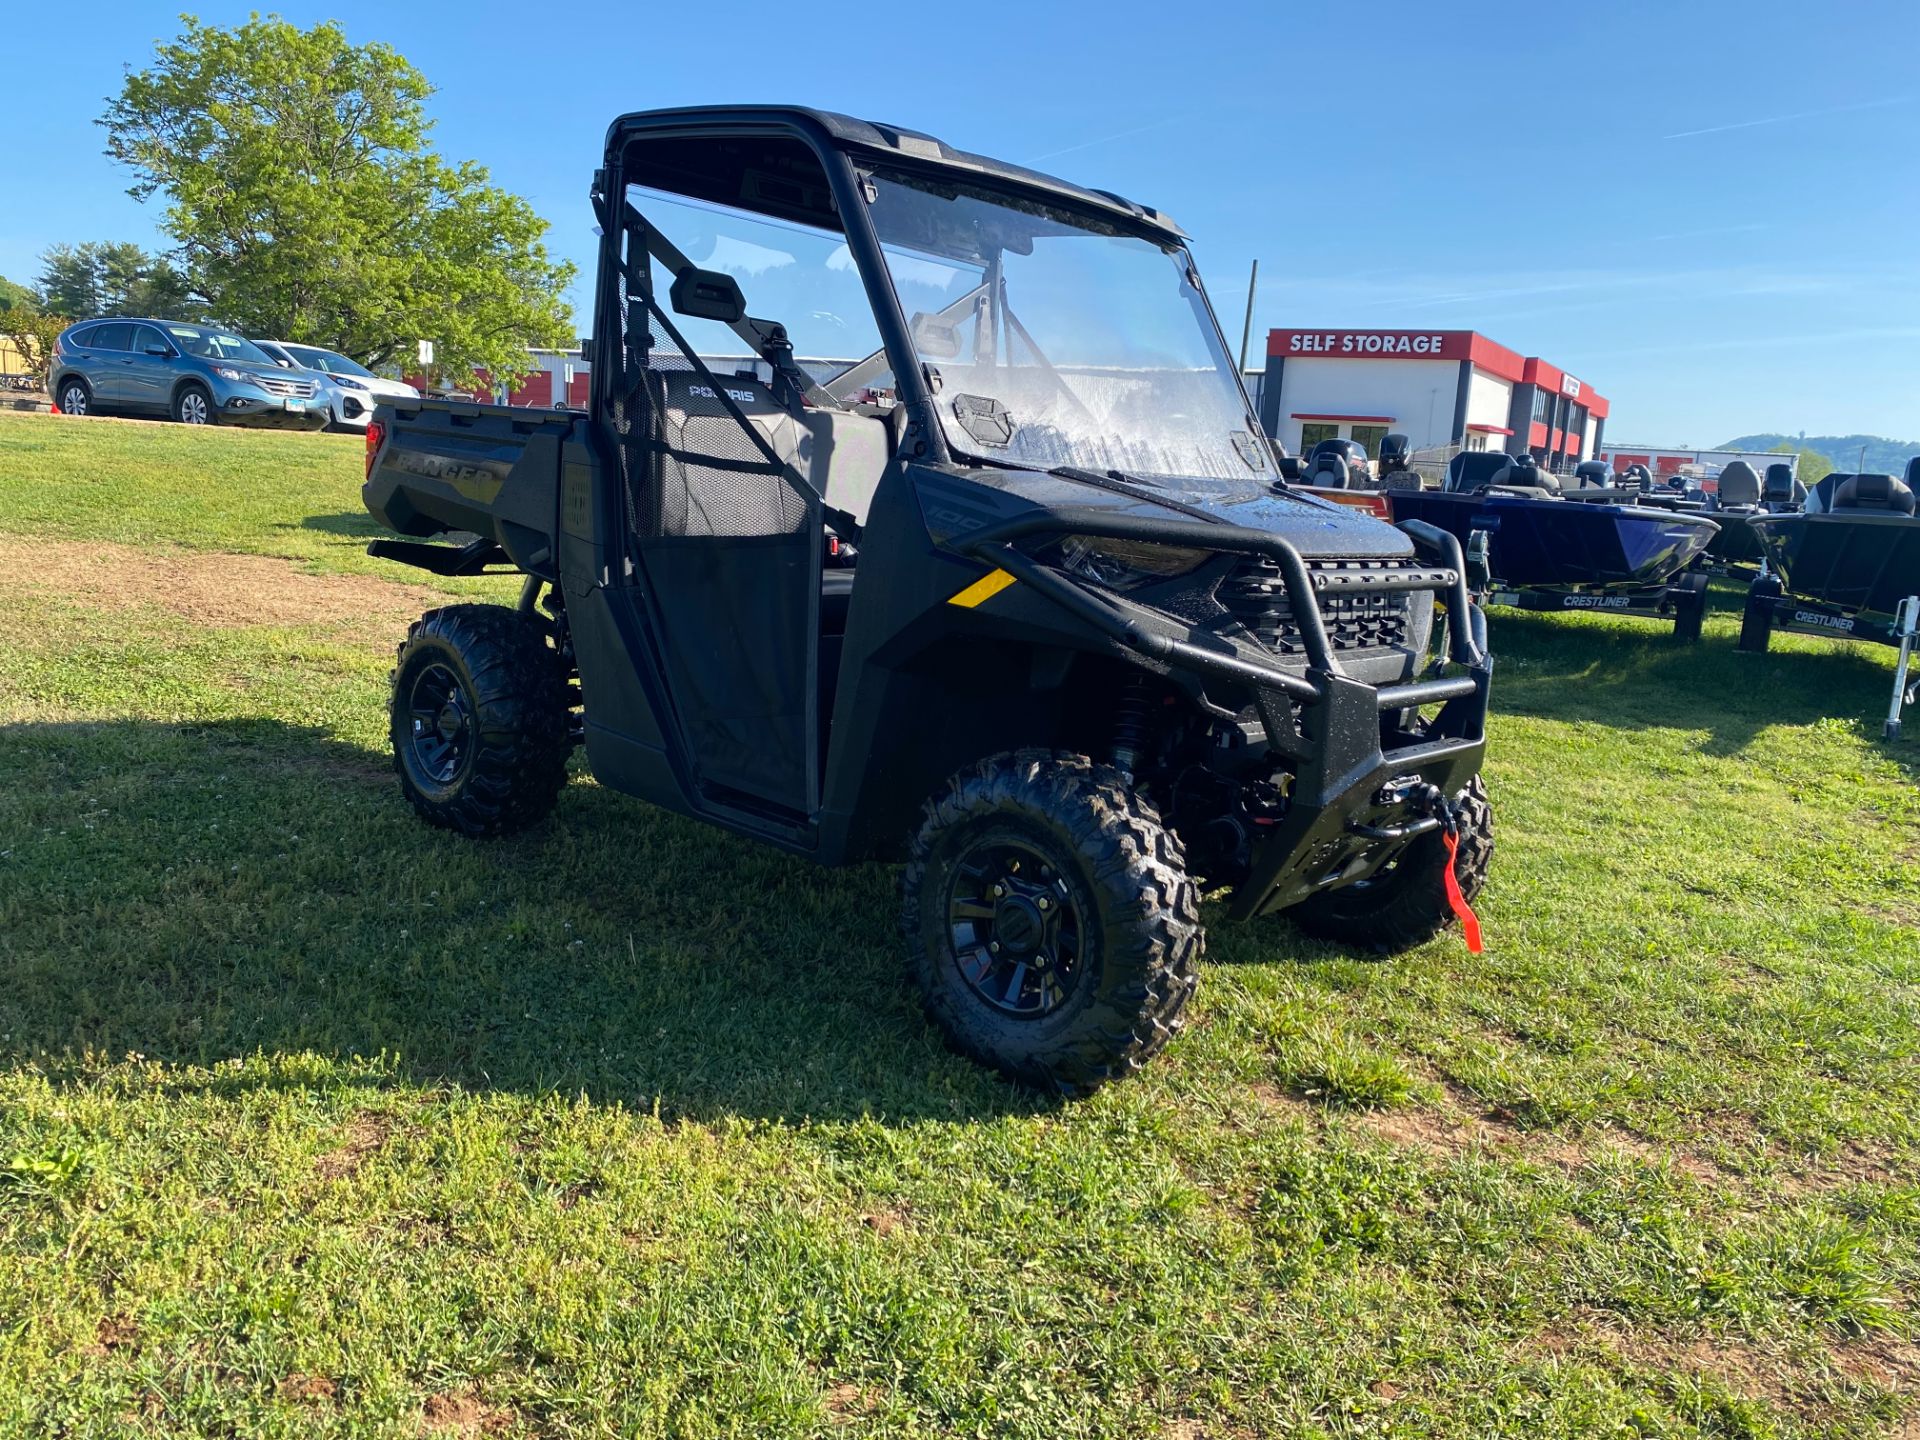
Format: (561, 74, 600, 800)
(1236, 259, 1259, 376)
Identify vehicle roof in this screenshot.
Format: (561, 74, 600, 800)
(603, 105, 1186, 242)
(65, 317, 242, 332)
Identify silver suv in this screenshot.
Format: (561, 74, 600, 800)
(46, 318, 329, 429)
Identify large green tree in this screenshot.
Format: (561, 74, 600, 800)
(100, 16, 574, 383)
(36, 242, 201, 320)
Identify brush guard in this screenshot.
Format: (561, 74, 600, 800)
(956, 512, 1492, 920)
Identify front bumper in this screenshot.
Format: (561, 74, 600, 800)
(958, 512, 1492, 920)
(212, 380, 330, 429)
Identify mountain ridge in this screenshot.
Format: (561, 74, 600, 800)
(1720, 434, 1919, 475)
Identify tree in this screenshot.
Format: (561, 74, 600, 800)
(36, 242, 201, 320)
(0, 274, 35, 312)
(1771, 442, 1831, 486)
(100, 16, 574, 384)
(0, 305, 68, 382)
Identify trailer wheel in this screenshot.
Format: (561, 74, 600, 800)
(902, 750, 1202, 1096)
(389, 605, 570, 837)
(1288, 775, 1493, 953)
(1672, 572, 1709, 644)
(1738, 578, 1779, 654)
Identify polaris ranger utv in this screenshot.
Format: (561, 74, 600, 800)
(361, 106, 1494, 1094)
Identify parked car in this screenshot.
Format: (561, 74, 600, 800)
(253, 340, 418, 431)
(47, 319, 328, 429)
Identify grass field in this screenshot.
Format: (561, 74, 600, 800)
(0, 409, 1915, 1439)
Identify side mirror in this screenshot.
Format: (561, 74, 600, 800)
(145, 344, 175, 357)
(669, 266, 745, 324)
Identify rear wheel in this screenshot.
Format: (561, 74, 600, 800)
(172, 383, 214, 426)
(1288, 775, 1493, 952)
(57, 378, 90, 416)
(902, 750, 1202, 1096)
(389, 605, 570, 836)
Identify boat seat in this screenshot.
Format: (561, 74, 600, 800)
(1906, 457, 1920, 491)
(1502, 455, 1560, 495)
(1307, 451, 1351, 489)
(1573, 460, 1612, 490)
(1713, 460, 1761, 509)
(1761, 463, 1803, 511)
(1832, 473, 1917, 515)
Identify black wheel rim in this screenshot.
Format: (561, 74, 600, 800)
(406, 662, 475, 785)
(946, 838, 1086, 1018)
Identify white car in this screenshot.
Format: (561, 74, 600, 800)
(253, 341, 419, 431)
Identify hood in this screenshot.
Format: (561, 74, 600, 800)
(922, 466, 1418, 560)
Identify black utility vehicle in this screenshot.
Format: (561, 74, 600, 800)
(361, 107, 1494, 1093)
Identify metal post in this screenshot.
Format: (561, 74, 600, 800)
(1237, 259, 1259, 376)
(1887, 595, 1918, 740)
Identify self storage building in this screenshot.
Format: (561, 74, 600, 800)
(1254, 327, 1610, 470)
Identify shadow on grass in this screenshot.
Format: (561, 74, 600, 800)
(0, 717, 1047, 1126)
(299, 511, 386, 539)
(1487, 608, 1918, 772)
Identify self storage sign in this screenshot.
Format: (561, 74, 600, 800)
(1276, 330, 1463, 358)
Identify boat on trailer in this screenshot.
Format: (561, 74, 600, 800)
(1385, 451, 1720, 638)
(1740, 462, 1920, 736)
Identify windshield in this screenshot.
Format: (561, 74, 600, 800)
(861, 169, 1267, 483)
(285, 345, 375, 379)
(163, 325, 275, 366)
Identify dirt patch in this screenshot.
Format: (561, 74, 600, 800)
(823, 1383, 876, 1421)
(0, 535, 448, 633)
(315, 1115, 391, 1180)
(1833, 1337, 1920, 1391)
(859, 1207, 910, 1238)
(421, 1391, 511, 1436)
(1520, 1317, 1811, 1417)
(81, 1313, 139, 1357)
(1352, 1080, 1736, 1186)
(279, 1373, 338, 1404)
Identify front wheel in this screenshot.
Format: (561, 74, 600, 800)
(389, 605, 571, 836)
(902, 750, 1203, 1096)
(172, 383, 214, 425)
(1287, 775, 1493, 952)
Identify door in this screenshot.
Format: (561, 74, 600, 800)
(83, 321, 135, 402)
(604, 158, 886, 818)
(121, 324, 177, 412)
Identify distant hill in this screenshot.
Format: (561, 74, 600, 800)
(1720, 434, 1920, 475)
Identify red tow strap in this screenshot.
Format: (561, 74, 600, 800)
(1441, 830, 1484, 953)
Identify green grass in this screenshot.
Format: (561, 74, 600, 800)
(1, 411, 1917, 1437)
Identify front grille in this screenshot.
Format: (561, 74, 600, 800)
(1218, 556, 1413, 655)
(256, 374, 317, 399)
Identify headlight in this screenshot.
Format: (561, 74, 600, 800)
(332, 376, 369, 390)
(1050, 535, 1211, 591)
(213, 366, 255, 384)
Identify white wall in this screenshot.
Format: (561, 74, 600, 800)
(1275, 358, 1458, 452)
(1463, 367, 1513, 440)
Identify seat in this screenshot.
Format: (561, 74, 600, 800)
(1307, 451, 1351, 489)
(649, 369, 893, 536)
(1573, 460, 1612, 490)
(1832, 472, 1917, 515)
(1712, 460, 1761, 510)
(1761, 463, 1803, 511)
(1906, 456, 1920, 492)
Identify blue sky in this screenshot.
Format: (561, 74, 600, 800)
(4, 0, 1916, 443)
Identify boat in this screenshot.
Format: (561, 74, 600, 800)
(1386, 451, 1720, 589)
(1748, 465, 1920, 617)
(1740, 461, 1920, 736)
